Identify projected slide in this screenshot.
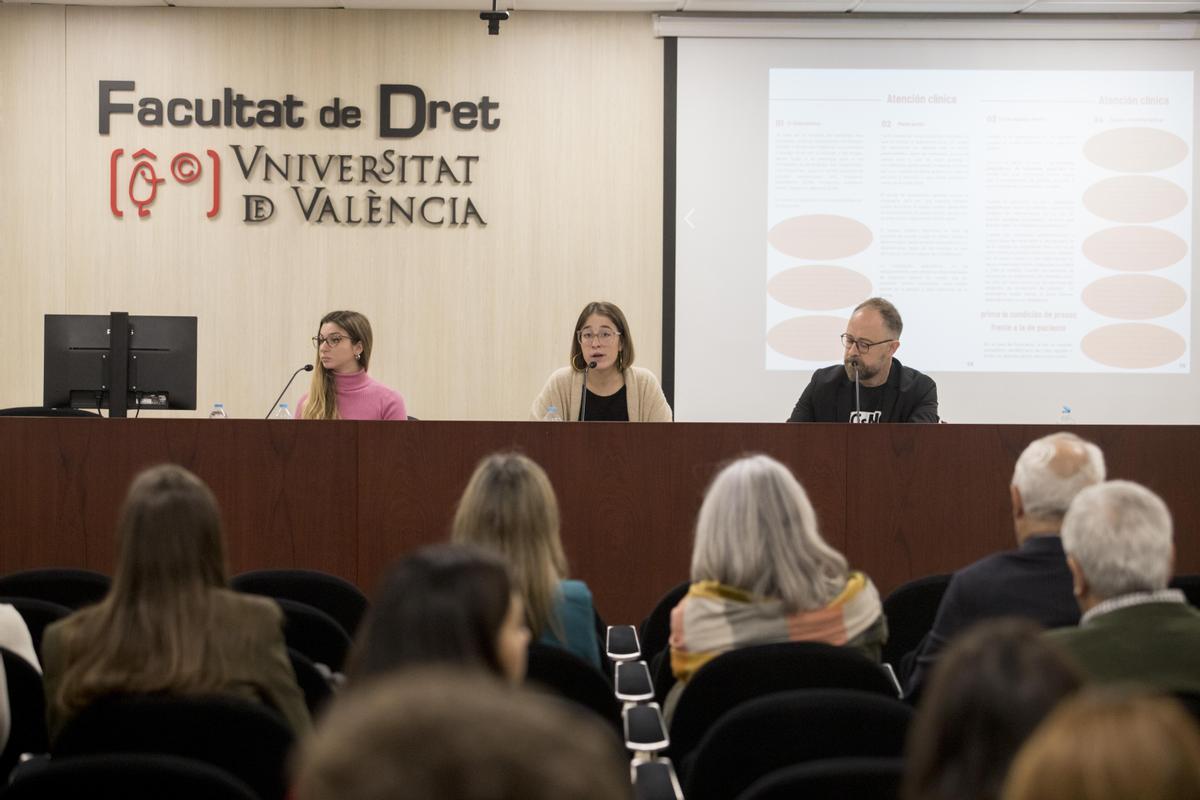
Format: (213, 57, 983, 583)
(766, 69, 1193, 374)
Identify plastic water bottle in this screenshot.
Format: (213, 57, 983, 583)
(272, 403, 292, 420)
(543, 404, 562, 422)
(1059, 404, 1072, 425)
(208, 403, 228, 419)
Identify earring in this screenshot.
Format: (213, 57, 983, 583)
(355, 354, 361, 361)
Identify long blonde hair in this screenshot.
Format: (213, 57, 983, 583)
(302, 310, 374, 420)
(451, 453, 567, 640)
(54, 464, 233, 715)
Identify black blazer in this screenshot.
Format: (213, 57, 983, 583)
(904, 535, 1081, 695)
(787, 357, 938, 423)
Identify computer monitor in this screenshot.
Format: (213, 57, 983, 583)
(43, 313, 197, 416)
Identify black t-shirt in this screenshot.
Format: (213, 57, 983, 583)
(582, 385, 629, 421)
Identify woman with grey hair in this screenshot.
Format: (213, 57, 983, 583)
(665, 454, 886, 715)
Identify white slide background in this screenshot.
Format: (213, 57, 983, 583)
(675, 36, 1200, 423)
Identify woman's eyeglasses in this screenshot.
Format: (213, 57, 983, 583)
(313, 334, 352, 348)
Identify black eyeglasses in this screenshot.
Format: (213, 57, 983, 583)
(840, 334, 895, 353)
(313, 334, 353, 348)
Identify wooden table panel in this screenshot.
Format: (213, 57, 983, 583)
(3, 419, 1197, 629)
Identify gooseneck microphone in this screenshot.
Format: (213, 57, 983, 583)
(266, 364, 314, 418)
(851, 358, 861, 416)
(578, 360, 597, 421)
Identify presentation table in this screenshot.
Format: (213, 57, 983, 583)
(2, 418, 1196, 626)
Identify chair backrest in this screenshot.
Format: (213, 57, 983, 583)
(0, 569, 111, 610)
(639, 580, 690, 667)
(0, 647, 48, 784)
(737, 756, 905, 800)
(0, 596, 71, 659)
(683, 689, 913, 800)
(880, 573, 952, 668)
(1, 753, 260, 800)
(273, 598, 352, 673)
(1170, 574, 1200, 609)
(231, 569, 368, 638)
(288, 647, 334, 718)
(669, 641, 897, 768)
(52, 692, 295, 800)
(525, 642, 621, 734)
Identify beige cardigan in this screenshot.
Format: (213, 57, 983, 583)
(530, 366, 673, 422)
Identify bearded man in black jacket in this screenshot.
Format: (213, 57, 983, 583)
(787, 297, 938, 424)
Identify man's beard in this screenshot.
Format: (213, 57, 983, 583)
(843, 358, 880, 382)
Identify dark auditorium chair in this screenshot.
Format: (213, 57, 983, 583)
(53, 693, 294, 800)
(525, 642, 621, 735)
(638, 580, 690, 671)
(274, 597, 352, 673)
(0, 568, 111, 610)
(668, 641, 898, 773)
(1170, 574, 1200, 609)
(0, 596, 71, 659)
(0, 648, 49, 783)
(0, 753, 260, 800)
(231, 568, 368, 638)
(288, 647, 335, 717)
(736, 756, 905, 800)
(683, 689, 913, 800)
(881, 572, 952, 671)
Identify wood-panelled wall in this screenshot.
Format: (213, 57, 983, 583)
(0, 8, 663, 420)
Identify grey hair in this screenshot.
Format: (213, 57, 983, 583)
(1012, 432, 1106, 521)
(1062, 480, 1174, 599)
(853, 297, 903, 337)
(690, 454, 848, 612)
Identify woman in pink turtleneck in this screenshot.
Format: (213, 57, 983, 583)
(296, 310, 407, 421)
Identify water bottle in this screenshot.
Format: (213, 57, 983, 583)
(208, 403, 228, 419)
(543, 404, 562, 422)
(1059, 404, 1072, 425)
(272, 403, 292, 420)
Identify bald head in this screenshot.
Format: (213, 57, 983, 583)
(1012, 433, 1106, 525)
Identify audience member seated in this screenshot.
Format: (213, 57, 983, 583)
(1048, 480, 1200, 693)
(1002, 689, 1200, 800)
(294, 669, 629, 800)
(348, 544, 530, 684)
(40, 465, 310, 740)
(666, 454, 886, 719)
(451, 453, 601, 669)
(906, 432, 1104, 694)
(902, 618, 1082, 800)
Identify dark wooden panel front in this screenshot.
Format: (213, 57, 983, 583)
(2, 419, 1196, 627)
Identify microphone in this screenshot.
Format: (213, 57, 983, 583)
(851, 358, 861, 416)
(266, 364, 314, 418)
(578, 361, 597, 421)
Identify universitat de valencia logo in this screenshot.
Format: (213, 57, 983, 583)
(100, 80, 497, 227)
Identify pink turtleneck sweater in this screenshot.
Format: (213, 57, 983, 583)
(295, 370, 407, 420)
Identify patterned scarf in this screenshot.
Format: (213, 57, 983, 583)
(669, 572, 885, 683)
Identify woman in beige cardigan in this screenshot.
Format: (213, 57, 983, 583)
(531, 301, 672, 422)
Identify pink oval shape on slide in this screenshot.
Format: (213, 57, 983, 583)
(1082, 226, 1187, 272)
(1084, 273, 1185, 321)
(768, 215, 874, 260)
(1082, 176, 1187, 224)
(767, 315, 846, 362)
(1083, 128, 1189, 173)
(1081, 323, 1186, 369)
(1082, 275, 1186, 320)
(768, 266, 873, 311)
